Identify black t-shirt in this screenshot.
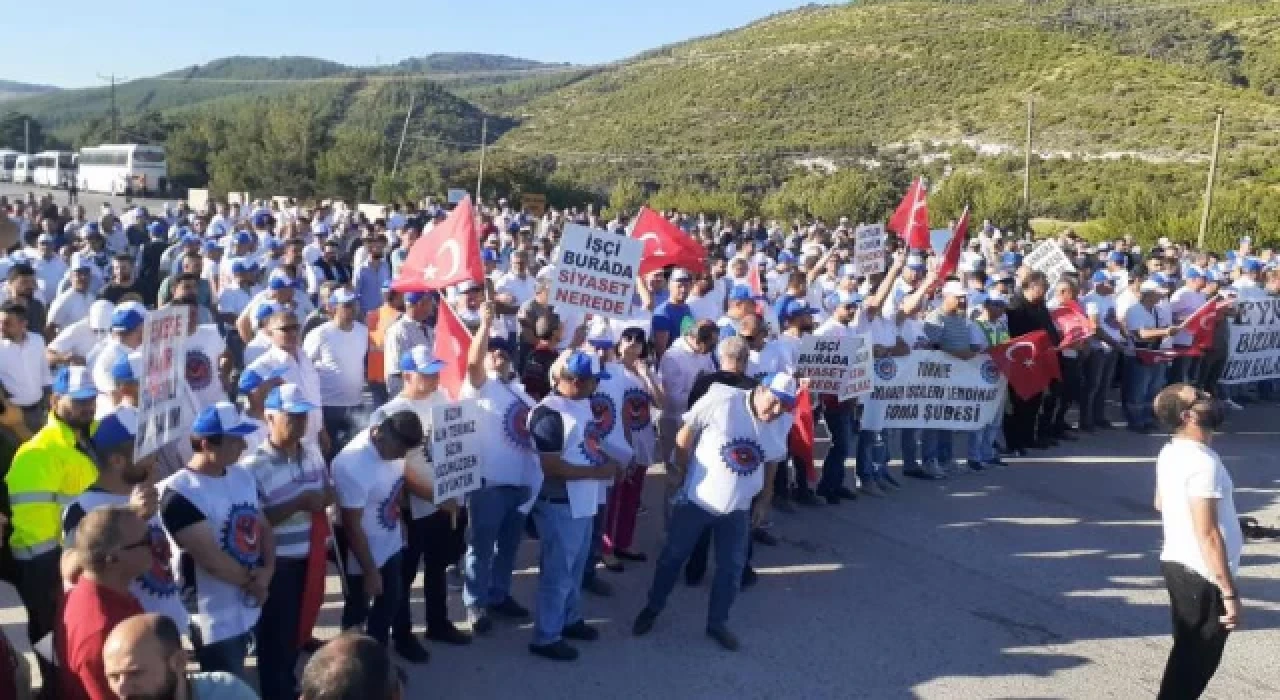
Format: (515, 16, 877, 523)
(160, 491, 207, 535)
(100, 282, 142, 306)
(688, 370, 758, 409)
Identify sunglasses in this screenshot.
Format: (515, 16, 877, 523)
(273, 324, 300, 333)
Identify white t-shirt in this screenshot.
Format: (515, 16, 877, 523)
(370, 392, 449, 519)
(218, 287, 254, 318)
(184, 325, 228, 413)
(682, 384, 787, 515)
(1157, 438, 1242, 581)
(686, 293, 723, 324)
(332, 430, 405, 575)
(1123, 302, 1159, 342)
(1082, 291, 1124, 352)
(1169, 287, 1207, 347)
(50, 319, 108, 363)
(47, 289, 93, 331)
(303, 321, 369, 407)
(0, 332, 52, 406)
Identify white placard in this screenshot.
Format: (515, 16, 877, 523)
(794, 334, 870, 398)
(1024, 240, 1076, 289)
(134, 307, 189, 461)
(447, 188, 468, 204)
(853, 225, 886, 276)
(839, 334, 875, 400)
(861, 351, 1005, 430)
(1222, 297, 1280, 384)
(549, 224, 643, 320)
(429, 399, 483, 504)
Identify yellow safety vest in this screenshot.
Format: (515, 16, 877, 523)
(4, 413, 99, 559)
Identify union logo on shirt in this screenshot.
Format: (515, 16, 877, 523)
(377, 477, 405, 531)
(502, 401, 533, 450)
(139, 523, 178, 597)
(590, 392, 618, 436)
(720, 437, 765, 477)
(220, 504, 264, 568)
(622, 388, 652, 431)
(579, 422, 609, 467)
(186, 349, 215, 391)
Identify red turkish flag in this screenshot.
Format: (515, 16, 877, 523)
(296, 513, 330, 649)
(393, 195, 485, 292)
(1051, 303, 1092, 348)
(888, 177, 930, 250)
(934, 205, 969, 279)
(786, 386, 817, 485)
(630, 207, 707, 276)
(989, 330, 1061, 400)
(1136, 348, 1186, 364)
(1180, 298, 1226, 354)
(433, 301, 473, 400)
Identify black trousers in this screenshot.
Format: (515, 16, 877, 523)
(1004, 391, 1044, 450)
(15, 548, 61, 700)
(1158, 561, 1231, 700)
(1197, 353, 1228, 397)
(1052, 356, 1082, 430)
(394, 508, 468, 639)
(255, 557, 307, 700)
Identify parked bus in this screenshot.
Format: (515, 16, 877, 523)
(0, 149, 20, 182)
(77, 143, 167, 195)
(11, 154, 31, 184)
(30, 150, 76, 188)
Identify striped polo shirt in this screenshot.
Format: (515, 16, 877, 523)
(240, 439, 329, 559)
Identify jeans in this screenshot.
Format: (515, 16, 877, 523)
(583, 508, 607, 587)
(1122, 356, 1164, 429)
(343, 551, 405, 645)
(921, 429, 954, 466)
(855, 429, 887, 480)
(1158, 562, 1231, 699)
(395, 509, 468, 639)
(968, 410, 1003, 464)
(193, 630, 251, 680)
(369, 381, 389, 409)
(464, 484, 530, 610)
(1081, 349, 1118, 428)
(255, 557, 307, 700)
(820, 402, 856, 492)
(385, 374, 405, 400)
(531, 500, 593, 645)
(322, 405, 367, 458)
(898, 428, 920, 469)
(646, 501, 749, 630)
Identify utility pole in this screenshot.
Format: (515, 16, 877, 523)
(24, 118, 29, 154)
(391, 92, 415, 177)
(475, 117, 488, 203)
(97, 73, 125, 142)
(1023, 94, 1034, 231)
(1198, 108, 1225, 250)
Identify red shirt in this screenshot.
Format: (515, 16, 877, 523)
(56, 578, 145, 700)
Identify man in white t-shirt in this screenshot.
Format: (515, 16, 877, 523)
(1152, 383, 1242, 698)
(1168, 267, 1208, 385)
(303, 287, 369, 454)
(632, 373, 794, 652)
(1121, 280, 1175, 432)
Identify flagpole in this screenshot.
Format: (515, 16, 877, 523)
(475, 117, 488, 204)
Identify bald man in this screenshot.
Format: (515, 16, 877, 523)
(102, 613, 257, 700)
(300, 633, 401, 700)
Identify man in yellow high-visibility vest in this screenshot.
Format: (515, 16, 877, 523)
(5, 365, 100, 696)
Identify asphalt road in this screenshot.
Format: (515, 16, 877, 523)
(0, 181, 178, 214)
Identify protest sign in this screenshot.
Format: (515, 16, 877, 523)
(549, 224, 643, 320)
(521, 192, 547, 217)
(862, 350, 1006, 430)
(357, 203, 388, 222)
(134, 306, 189, 461)
(794, 334, 872, 398)
(853, 225, 886, 276)
(1024, 240, 1076, 289)
(447, 188, 468, 204)
(839, 335, 875, 400)
(1222, 297, 1280, 383)
(186, 188, 209, 213)
(429, 399, 483, 504)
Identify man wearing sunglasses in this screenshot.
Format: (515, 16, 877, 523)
(56, 505, 154, 700)
(245, 310, 329, 455)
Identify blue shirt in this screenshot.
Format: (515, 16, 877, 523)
(353, 259, 391, 316)
(652, 301, 693, 347)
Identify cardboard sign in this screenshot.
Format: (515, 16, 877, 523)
(357, 203, 388, 222)
(839, 335, 875, 400)
(549, 224, 643, 320)
(447, 188, 468, 205)
(429, 399, 483, 504)
(521, 192, 547, 217)
(853, 225, 886, 276)
(186, 188, 210, 213)
(794, 334, 869, 398)
(861, 350, 1006, 430)
(134, 306, 189, 461)
(1223, 297, 1280, 383)
(1024, 240, 1076, 289)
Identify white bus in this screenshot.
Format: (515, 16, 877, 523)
(12, 154, 31, 184)
(77, 143, 167, 195)
(0, 149, 20, 182)
(30, 150, 76, 188)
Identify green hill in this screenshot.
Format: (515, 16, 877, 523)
(0, 80, 58, 102)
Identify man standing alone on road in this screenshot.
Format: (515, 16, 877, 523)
(1152, 383, 1243, 700)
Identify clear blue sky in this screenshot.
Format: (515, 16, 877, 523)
(8, 0, 829, 88)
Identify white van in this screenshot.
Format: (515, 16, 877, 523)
(11, 154, 31, 184)
(0, 149, 19, 182)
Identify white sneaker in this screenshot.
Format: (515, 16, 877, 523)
(1225, 398, 1244, 411)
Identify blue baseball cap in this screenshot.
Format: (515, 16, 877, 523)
(192, 402, 260, 437)
(1090, 270, 1112, 284)
(778, 251, 796, 264)
(237, 365, 287, 393)
(561, 350, 610, 381)
(108, 351, 144, 386)
(1184, 267, 1204, 280)
(268, 271, 294, 290)
(761, 372, 798, 409)
(984, 290, 1009, 305)
(330, 288, 358, 305)
(1000, 252, 1021, 266)
(231, 260, 253, 275)
(400, 346, 446, 376)
(110, 303, 146, 332)
(481, 249, 499, 263)
(404, 291, 429, 304)
(264, 384, 316, 414)
(251, 212, 271, 228)
(779, 299, 815, 323)
(84, 221, 100, 233)
(254, 302, 282, 324)
(181, 232, 201, 246)
(1243, 258, 1263, 273)
(1108, 251, 1126, 264)
(234, 231, 254, 246)
(202, 239, 223, 252)
(264, 237, 283, 251)
(92, 410, 137, 454)
(831, 289, 863, 307)
(728, 285, 757, 302)
(53, 366, 98, 400)
(487, 333, 514, 355)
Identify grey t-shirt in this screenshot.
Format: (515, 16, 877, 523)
(190, 671, 259, 699)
